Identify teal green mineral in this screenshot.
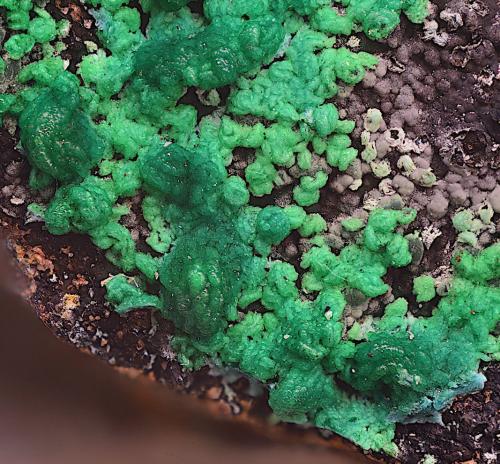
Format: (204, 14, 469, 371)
(160, 225, 251, 340)
(346, 246, 499, 422)
(132, 14, 284, 107)
(19, 75, 105, 184)
(151, 0, 191, 12)
(44, 177, 114, 235)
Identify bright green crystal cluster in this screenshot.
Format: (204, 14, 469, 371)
(1, 0, 499, 456)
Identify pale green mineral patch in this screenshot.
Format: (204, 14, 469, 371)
(413, 275, 436, 303)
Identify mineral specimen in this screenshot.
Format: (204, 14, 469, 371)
(0, 0, 498, 458)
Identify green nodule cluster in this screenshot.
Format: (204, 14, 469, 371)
(0, 0, 60, 60)
(133, 14, 285, 97)
(160, 224, 251, 339)
(19, 75, 105, 186)
(1, 0, 499, 457)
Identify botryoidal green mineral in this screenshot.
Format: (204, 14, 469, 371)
(19, 74, 105, 186)
(1, 0, 499, 457)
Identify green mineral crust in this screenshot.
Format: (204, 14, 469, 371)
(19, 75, 105, 185)
(413, 274, 436, 302)
(2, 0, 499, 457)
